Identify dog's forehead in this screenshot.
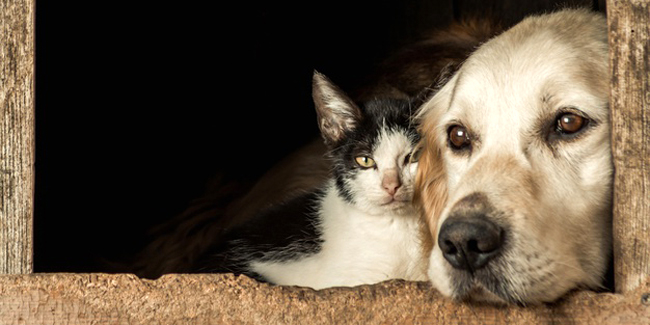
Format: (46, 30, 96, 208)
(442, 19, 609, 136)
(455, 39, 569, 108)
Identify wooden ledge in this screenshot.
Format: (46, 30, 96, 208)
(1, 273, 649, 324)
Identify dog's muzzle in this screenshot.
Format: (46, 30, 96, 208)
(438, 192, 504, 272)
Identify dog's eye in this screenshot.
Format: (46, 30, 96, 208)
(556, 113, 588, 135)
(448, 125, 471, 150)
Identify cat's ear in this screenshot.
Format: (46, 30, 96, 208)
(312, 70, 362, 146)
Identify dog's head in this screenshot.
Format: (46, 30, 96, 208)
(415, 9, 612, 304)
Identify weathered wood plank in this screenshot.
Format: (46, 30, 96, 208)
(0, 0, 35, 274)
(607, 0, 650, 294)
(0, 274, 648, 324)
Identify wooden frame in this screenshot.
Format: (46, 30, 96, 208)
(1, 0, 648, 323)
(608, 0, 650, 295)
(0, 0, 34, 275)
(0, 273, 648, 323)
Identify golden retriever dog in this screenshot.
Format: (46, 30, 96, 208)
(415, 8, 612, 304)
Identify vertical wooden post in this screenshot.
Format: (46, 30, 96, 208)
(0, 0, 35, 274)
(607, 0, 650, 294)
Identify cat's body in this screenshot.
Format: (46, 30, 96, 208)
(198, 181, 426, 289)
(193, 72, 428, 288)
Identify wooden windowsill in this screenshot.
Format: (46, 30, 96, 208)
(1, 273, 649, 324)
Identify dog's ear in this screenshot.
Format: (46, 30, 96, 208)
(312, 70, 362, 146)
(414, 128, 448, 249)
(413, 83, 453, 250)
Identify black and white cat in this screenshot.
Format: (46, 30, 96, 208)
(193, 71, 428, 289)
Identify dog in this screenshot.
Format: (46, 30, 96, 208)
(415, 8, 612, 304)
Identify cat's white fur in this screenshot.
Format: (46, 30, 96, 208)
(250, 129, 427, 289)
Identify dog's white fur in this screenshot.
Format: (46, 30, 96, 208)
(416, 9, 612, 304)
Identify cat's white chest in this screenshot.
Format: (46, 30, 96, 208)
(249, 186, 428, 289)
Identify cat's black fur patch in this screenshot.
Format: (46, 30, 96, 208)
(194, 190, 324, 279)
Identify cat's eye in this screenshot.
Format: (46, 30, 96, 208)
(355, 156, 376, 168)
(448, 125, 471, 150)
(405, 147, 422, 164)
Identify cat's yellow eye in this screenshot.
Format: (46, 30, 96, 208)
(355, 156, 376, 168)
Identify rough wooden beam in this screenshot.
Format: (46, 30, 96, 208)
(607, 0, 650, 294)
(0, 274, 648, 324)
(0, 0, 35, 274)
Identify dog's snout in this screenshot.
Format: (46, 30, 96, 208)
(438, 216, 503, 272)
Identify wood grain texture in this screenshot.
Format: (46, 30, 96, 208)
(0, 0, 34, 274)
(0, 273, 649, 324)
(607, 0, 650, 294)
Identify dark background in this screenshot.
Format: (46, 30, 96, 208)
(34, 0, 599, 272)
(34, 0, 454, 272)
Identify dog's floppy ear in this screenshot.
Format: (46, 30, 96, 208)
(312, 70, 362, 146)
(414, 82, 454, 248)
(414, 129, 448, 247)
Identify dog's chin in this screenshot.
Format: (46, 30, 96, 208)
(435, 268, 584, 305)
(429, 252, 582, 305)
(447, 273, 515, 305)
(436, 267, 514, 305)
(458, 286, 509, 305)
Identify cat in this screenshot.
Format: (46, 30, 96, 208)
(192, 71, 429, 289)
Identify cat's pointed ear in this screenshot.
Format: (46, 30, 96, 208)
(312, 70, 362, 146)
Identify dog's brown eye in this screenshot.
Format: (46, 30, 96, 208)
(448, 125, 471, 150)
(557, 113, 587, 134)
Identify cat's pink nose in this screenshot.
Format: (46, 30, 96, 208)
(382, 170, 401, 196)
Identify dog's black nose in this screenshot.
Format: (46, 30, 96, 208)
(438, 216, 503, 272)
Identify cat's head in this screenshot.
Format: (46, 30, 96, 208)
(312, 71, 423, 216)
